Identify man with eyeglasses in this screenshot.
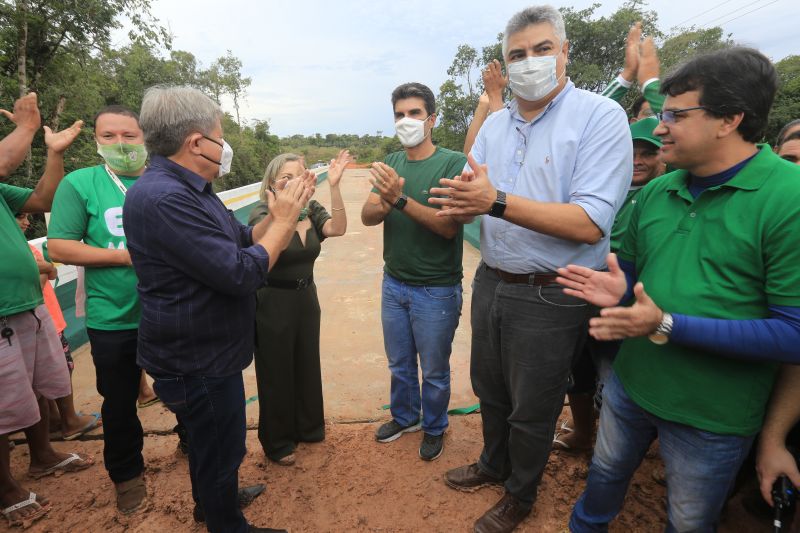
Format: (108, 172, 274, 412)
(428, 6, 631, 532)
(557, 47, 800, 532)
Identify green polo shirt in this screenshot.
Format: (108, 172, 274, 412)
(615, 146, 800, 436)
(0, 183, 42, 316)
(48, 165, 140, 330)
(609, 187, 643, 253)
(380, 147, 466, 286)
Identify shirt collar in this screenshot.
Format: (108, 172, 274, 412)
(507, 79, 575, 124)
(665, 144, 777, 195)
(149, 154, 211, 192)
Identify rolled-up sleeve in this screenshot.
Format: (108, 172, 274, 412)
(152, 192, 269, 296)
(569, 106, 633, 236)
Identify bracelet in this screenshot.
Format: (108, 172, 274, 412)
(331, 207, 345, 211)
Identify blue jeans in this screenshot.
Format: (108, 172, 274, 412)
(570, 371, 755, 533)
(153, 373, 248, 533)
(381, 273, 462, 435)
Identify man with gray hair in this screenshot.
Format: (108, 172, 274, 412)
(430, 5, 631, 532)
(124, 85, 313, 533)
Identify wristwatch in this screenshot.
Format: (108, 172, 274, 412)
(649, 312, 673, 345)
(393, 194, 408, 211)
(488, 190, 507, 218)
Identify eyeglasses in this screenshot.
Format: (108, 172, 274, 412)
(656, 106, 708, 124)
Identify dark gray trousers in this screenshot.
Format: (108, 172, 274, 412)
(470, 262, 595, 506)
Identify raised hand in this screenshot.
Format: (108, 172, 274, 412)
(556, 253, 628, 308)
(637, 36, 661, 83)
(270, 177, 309, 224)
(44, 120, 84, 154)
(482, 59, 507, 111)
(328, 149, 351, 188)
(622, 22, 642, 82)
(586, 282, 663, 341)
(369, 162, 404, 205)
(0, 92, 41, 132)
(428, 152, 495, 216)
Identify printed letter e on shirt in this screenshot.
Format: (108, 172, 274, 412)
(105, 207, 127, 249)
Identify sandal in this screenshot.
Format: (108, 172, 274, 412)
(28, 452, 94, 479)
(2, 492, 50, 528)
(552, 432, 592, 454)
(62, 413, 102, 441)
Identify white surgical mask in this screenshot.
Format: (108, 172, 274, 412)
(201, 136, 234, 177)
(508, 55, 561, 102)
(218, 140, 233, 177)
(395, 115, 430, 148)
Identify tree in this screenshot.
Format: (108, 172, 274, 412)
(204, 50, 251, 127)
(767, 55, 800, 144)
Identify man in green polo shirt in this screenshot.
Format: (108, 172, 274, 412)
(361, 82, 469, 462)
(557, 47, 800, 531)
(47, 105, 150, 515)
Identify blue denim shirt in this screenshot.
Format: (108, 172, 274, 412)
(123, 155, 270, 377)
(471, 81, 632, 273)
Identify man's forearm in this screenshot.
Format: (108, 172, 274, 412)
(0, 126, 37, 179)
(47, 239, 130, 267)
(23, 149, 65, 212)
(504, 196, 602, 244)
(402, 198, 459, 239)
(361, 197, 391, 226)
(761, 365, 800, 448)
(251, 213, 273, 243)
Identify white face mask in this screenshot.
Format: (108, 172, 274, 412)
(218, 140, 233, 177)
(507, 55, 561, 102)
(395, 115, 430, 148)
(201, 136, 234, 177)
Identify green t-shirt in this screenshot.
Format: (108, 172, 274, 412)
(381, 147, 467, 286)
(0, 183, 42, 316)
(48, 165, 140, 330)
(609, 187, 643, 253)
(615, 146, 800, 436)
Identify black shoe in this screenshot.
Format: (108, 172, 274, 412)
(375, 419, 421, 443)
(249, 527, 287, 533)
(419, 432, 444, 461)
(194, 484, 266, 522)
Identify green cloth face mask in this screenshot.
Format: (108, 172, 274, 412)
(97, 142, 148, 174)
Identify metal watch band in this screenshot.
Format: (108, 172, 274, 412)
(489, 190, 507, 218)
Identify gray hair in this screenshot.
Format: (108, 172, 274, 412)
(502, 5, 567, 58)
(259, 153, 304, 203)
(139, 85, 223, 156)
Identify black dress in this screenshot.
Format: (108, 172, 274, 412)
(248, 200, 330, 460)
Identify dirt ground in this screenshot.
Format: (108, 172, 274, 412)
(4, 172, 771, 532)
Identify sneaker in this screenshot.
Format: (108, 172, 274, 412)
(419, 433, 444, 461)
(375, 419, 421, 443)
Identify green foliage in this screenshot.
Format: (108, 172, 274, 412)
(767, 55, 800, 144)
(278, 133, 398, 164)
(0, 0, 271, 238)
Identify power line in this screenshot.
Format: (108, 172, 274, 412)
(711, 0, 780, 27)
(673, 0, 735, 27)
(701, 0, 769, 27)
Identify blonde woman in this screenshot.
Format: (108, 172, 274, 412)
(248, 150, 349, 465)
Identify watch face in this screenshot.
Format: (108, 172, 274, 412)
(649, 333, 668, 345)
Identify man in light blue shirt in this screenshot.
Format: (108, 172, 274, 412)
(431, 6, 631, 532)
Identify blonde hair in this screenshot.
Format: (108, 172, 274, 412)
(259, 153, 304, 203)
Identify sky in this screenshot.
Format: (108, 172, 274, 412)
(116, 0, 795, 137)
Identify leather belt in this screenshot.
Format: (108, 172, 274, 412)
(487, 266, 558, 286)
(266, 276, 313, 290)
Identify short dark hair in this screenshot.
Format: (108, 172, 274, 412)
(93, 105, 139, 126)
(660, 47, 777, 143)
(630, 96, 647, 119)
(776, 119, 800, 147)
(391, 83, 436, 116)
